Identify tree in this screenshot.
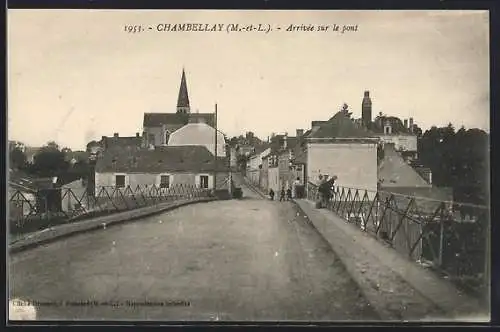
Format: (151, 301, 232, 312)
(9, 147, 27, 170)
(44, 141, 60, 151)
(417, 124, 488, 204)
(29, 141, 69, 177)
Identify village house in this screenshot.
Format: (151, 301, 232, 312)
(246, 146, 271, 186)
(142, 69, 215, 148)
(304, 110, 380, 197)
(250, 132, 304, 195)
(94, 145, 229, 195)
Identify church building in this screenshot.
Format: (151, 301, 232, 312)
(142, 69, 216, 148)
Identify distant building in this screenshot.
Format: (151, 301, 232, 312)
(94, 145, 229, 195)
(168, 122, 226, 157)
(142, 69, 215, 148)
(357, 90, 419, 161)
(370, 115, 418, 162)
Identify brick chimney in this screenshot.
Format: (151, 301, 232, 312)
(283, 133, 288, 150)
(113, 133, 119, 138)
(409, 118, 414, 133)
(136, 132, 140, 138)
(404, 119, 408, 128)
(362, 90, 372, 128)
(296, 129, 304, 137)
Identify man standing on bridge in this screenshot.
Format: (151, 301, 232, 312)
(318, 175, 337, 208)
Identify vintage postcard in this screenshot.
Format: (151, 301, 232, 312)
(7, 9, 490, 323)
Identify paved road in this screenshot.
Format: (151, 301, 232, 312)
(9, 183, 378, 321)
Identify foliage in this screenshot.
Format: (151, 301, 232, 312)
(417, 124, 489, 205)
(9, 148, 27, 169)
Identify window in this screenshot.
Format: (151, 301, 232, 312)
(160, 175, 170, 188)
(200, 175, 209, 189)
(115, 175, 126, 188)
(148, 134, 155, 146)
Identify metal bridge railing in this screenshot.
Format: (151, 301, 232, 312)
(306, 182, 490, 300)
(9, 184, 213, 236)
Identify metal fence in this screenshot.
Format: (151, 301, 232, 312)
(306, 182, 490, 300)
(9, 184, 213, 236)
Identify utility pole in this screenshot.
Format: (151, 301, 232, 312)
(214, 103, 218, 193)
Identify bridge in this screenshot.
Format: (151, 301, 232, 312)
(8, 174, 490, 322)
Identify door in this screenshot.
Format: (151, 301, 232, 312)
(200, 175, 209, 189)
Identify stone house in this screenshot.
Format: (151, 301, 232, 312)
(94, 145, 229, 195)
(304, 110, 380, 198)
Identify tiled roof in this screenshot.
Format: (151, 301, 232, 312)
(101, 136, 142, 150)
(95, 145, 229, 173)
(310, 111, 374, 138)
(378, 144, 430, 187)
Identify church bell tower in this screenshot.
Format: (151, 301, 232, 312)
(176, 68, 191, 115)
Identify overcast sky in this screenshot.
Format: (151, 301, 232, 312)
(8, 10, 489, 150)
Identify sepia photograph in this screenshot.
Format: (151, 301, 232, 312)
(7, 9, 490, 323)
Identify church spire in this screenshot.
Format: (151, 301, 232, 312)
(177, 68, 190, 114)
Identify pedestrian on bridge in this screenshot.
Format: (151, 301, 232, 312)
(279, 187, 286, 202)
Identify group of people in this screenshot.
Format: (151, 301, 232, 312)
(268, 177, 302, 202)
(267, 175, 337, 206)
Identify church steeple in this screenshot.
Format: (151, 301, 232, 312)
(177, 68, 190, 114)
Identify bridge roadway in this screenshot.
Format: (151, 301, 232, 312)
(9, 182, 379, 321)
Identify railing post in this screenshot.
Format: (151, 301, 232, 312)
(438, 205, 445, 268)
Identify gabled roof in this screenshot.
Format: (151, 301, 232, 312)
(95, 145, 229, 173)
(378, 144, 430, 187)
(310, 111, 374, 138)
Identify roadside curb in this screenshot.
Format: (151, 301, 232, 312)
(290, 199, 392, 320)
(9, 198, 217, 254)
